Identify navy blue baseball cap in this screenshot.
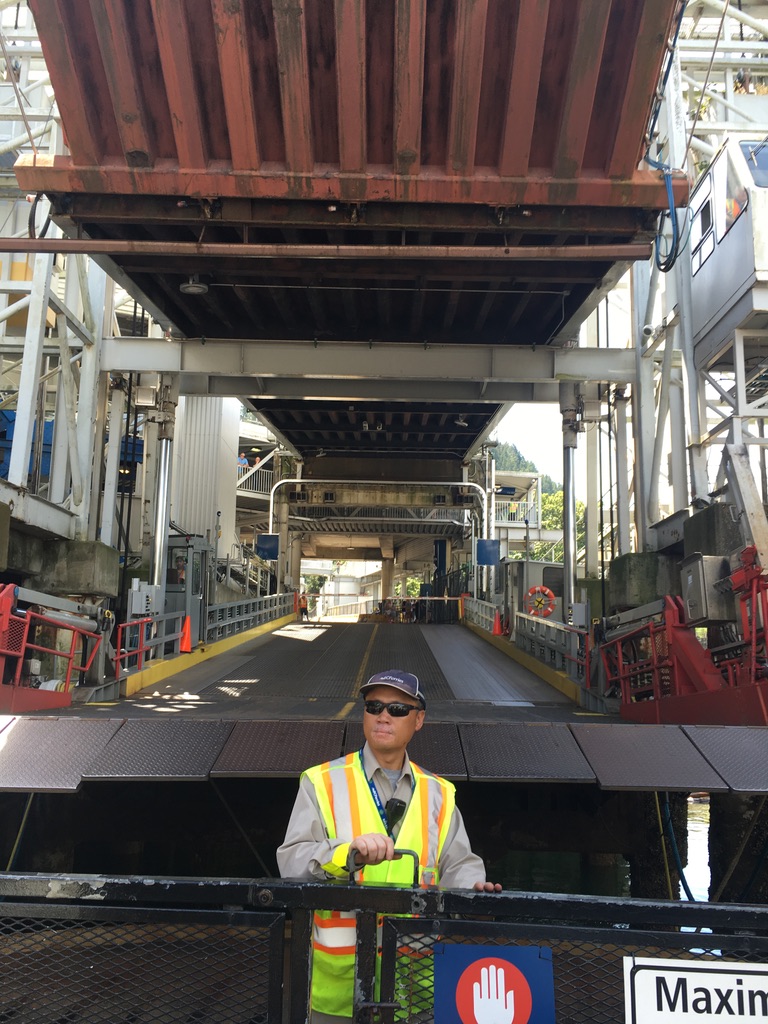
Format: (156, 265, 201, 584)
(360, 669, 426, 708)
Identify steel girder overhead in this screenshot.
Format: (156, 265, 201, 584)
(17, 0, 687, 465)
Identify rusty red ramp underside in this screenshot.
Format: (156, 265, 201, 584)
(19, 0, 682, 210)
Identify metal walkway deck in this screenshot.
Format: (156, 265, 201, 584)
(94, 622, 573, 723)
(3, 623, 768, 794)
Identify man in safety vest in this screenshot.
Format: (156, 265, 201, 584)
(277, 669, 500, 1023)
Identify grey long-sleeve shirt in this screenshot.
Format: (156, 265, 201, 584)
(276, 742, 486, 889)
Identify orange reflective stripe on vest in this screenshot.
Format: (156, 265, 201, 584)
(303, 752, 456, 1017)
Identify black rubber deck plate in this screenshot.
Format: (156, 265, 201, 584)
(366, 626, 454, 699)
(682, 726, 768, 793)
(344, 721, 467, 780)
(0, 718, 122, 792)
(82, 720, 234, 781)
(211, 721, 345, 776)
(571, 724, 729, 792)
(460, 723, 595, 782)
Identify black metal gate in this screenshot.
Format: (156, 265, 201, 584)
(2, 874, 768, 1023)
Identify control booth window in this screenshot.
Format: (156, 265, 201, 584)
(690, 173, 714, 275)
(740, 139, 768, 188)
(716, 149, 748, 239)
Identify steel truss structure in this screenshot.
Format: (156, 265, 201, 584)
(0, 2, 767, 604)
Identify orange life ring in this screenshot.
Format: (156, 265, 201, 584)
(525, 585, 556, 618)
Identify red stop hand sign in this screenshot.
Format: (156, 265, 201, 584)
(455, 956, 533, 1024)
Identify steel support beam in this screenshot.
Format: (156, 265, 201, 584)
(101, 337, 637, 385)
(0, 237, 653, 263)
(7, 253, 53, 488)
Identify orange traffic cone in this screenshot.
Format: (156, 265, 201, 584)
(492, 609, 502, 636)
(180, 615, 192, 653)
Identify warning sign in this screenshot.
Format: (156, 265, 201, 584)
(433, 945, 556, 1024)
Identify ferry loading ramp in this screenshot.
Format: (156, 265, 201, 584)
(15, 0, 686, 464)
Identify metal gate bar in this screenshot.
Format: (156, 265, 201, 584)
(2, 874, 768, 1024)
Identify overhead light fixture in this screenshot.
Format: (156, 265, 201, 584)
(179, 274, 208, 295)
(316, 448, 326, 458)
(361, 422, 369, 431)
(454, 414, 469, 427)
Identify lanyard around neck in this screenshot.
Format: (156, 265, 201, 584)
(359, 748, 413, 836)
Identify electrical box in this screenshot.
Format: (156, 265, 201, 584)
(127, 581, 162, 617)
(680, 554, 735, 625)
(570, 602, 589, 628)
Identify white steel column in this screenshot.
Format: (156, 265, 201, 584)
(560, 382, 579, 619)
(277, 494, 289, 592)
(100, 384, 127, 546)
(613, 387, 631, 554)
(584, 315, 599, 577)
(141, 418, 160, 568)
(8, 252, 53, 487)
(48, 368, 70, 504)
(669, 364, 689, 510)
(631, 261, 656, 550)
(73, 259, 107, 538)
(647, 324, 677, 524)
(48, 255, 82, 505)
(290, 534, 303, 590)
(150, 379, 178, 592)
(667, 50, 709, 504)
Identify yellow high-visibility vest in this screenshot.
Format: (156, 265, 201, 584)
(304, 751, 455, 1018)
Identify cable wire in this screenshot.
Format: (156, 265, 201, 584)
(644, 0, 687, 273)
(662, 792, 696, 901)
(654, 791, 675, 900)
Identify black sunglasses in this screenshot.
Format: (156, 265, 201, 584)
(364, 700, 421, 717)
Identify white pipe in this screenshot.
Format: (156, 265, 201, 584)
(698, 0, 768, 39)
(681, 72, 756, 122)
(0, 119, 51, 156)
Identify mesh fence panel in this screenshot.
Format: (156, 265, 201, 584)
(385, 922, 768, 1024)
(0, 910, 280, 1024)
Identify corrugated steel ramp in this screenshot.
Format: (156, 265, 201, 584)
(0, 624, 761, 793)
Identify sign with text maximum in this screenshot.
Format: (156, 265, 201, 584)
(624, 957, 768, 1023)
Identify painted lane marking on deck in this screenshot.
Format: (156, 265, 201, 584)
(352, 624, 379, 697)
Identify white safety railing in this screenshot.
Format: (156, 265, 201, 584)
(237, 466, 273, 496)
(321, 599, 374, 619)
(206, 592, 294, 642)
(494, 500, 538, 525)
(515, 612, 591, 686)
(462, 597, 500, 633)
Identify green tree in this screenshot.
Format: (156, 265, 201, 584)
(303, 574, 327, 594)
(530, 491, 586, 562)
(492, 442, 560, 494)
(395, 577, 422, 597)
(303, 573, 328, 613)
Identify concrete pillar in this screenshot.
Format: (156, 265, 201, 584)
(290, 535, 303, 590)
(277, 495, 289, 593)
(381, 557, 395, 598)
